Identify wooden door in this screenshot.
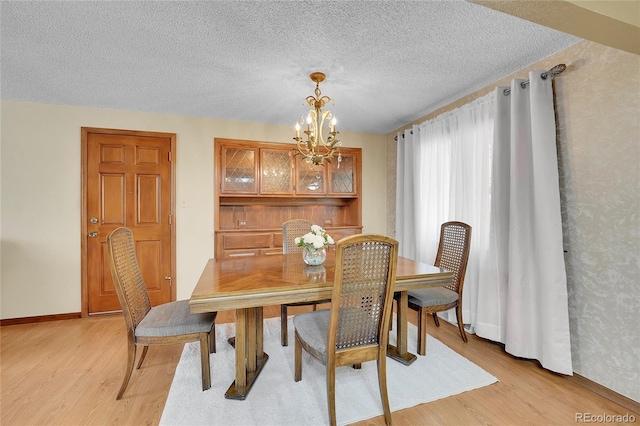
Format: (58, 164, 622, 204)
(82, 128, 175, 315)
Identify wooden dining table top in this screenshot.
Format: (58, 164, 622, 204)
(189, 253, 453, 313)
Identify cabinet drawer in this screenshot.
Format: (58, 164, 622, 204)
(223, 233, 272, 249)
(261, 248, 283, 256)
(329, 228, 361, 244)
(223, 249, 261, 258)
(273, 232, 283, 248)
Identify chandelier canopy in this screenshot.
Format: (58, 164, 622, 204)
(294, 72, 342, 166)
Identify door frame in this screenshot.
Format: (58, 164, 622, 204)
(80, 127, 177, 317)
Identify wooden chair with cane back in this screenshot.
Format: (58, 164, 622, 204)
(293, 234, 399, 426)
(279, 219, 332, 346)
(407, 221, 471, 355)
(106, 227, 217, 400)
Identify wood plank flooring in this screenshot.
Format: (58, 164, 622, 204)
(1, 306, 636, 425)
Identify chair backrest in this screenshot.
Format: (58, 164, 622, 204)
(282, 219, 313, 254)
(106, 227, 152, 333)
(328, 234, 399, 353)
(434, 221, 472, 296)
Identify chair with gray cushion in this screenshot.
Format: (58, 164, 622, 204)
(106, 227, 216, 400)
(280, 219, 332, 346)
(407, 221, 471, 355)
(293, 234, 398, 426)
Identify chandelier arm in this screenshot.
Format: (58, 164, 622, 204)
(316, 95, 331, 108)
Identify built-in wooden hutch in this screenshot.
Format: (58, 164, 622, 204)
(214, 138, 362, 258)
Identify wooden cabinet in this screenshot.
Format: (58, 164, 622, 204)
(220, 144, 258, 194)
(295, 150, 359, 196)
(260, 148, 295, 195)
(328, 152, 358, 196)
(295, 156, 326, 195)
(215, 226, 360, 258)
(215, 138, 362, 258)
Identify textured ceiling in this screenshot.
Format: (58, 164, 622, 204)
(0, 1, 580, 135)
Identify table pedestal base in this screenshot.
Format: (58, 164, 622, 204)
(386, 344, 417, 365)
(224, 307, 267, 400)
(224, 353, 269, 400)
(386, 291, 418, 365)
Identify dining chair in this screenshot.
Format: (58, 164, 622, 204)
(407, 221, 471, 355)
(280, 219, 332, 346)
(293, 234, 399, 426)
(106, 227, 216, 400)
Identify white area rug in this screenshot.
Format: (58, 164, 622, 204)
(160, 316, 497, 426)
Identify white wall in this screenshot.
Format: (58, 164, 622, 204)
(0, 101, 387, 318)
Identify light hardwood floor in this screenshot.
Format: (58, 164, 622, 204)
(1, 306, 637, 425)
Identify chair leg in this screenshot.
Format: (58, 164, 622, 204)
(417, 308, 428, 356)
(455, 304, 468, 343)
(377, 353, 392, 425)
(432, 312, 440, 327)
(281, 305, 288, 346)
(116, 339, 137, 400)
(326, 365, 337, 426)
(136, 346, 149, 369)
(199, 333, 212, 391)
(294, 333, 302, 382)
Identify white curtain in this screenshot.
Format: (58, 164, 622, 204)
(396, 71, 573, 375)
(395, 125, 417, 260)
(396, 94, 494, 331)
(491, 72, 572, 374)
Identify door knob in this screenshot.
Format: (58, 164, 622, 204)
(88, 232, 98, 238)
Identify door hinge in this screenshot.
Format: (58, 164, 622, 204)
(168, 214, 172, 225)
(168, 152, 172, 162)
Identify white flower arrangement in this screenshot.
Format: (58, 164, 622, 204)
(294, 224, 335, 251)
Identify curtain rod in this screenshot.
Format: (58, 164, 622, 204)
(394, 63, 567, 141)
(502, 63, 566, 96)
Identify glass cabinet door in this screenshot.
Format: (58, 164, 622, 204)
(220, 146, 258, 194)
(328, 152, 357, 195)
(260, 149, 294, 194)
(295, 155, 326, 195)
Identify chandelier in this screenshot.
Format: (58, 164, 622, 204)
(293, 72, 342, 166)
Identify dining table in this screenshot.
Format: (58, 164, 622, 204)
(189, 252, 453, 400)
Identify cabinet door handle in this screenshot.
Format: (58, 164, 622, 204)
(228, 252, 256, 257)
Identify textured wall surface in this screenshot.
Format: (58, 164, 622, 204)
(386, 40, 640, 401)
(555, 41, 639, 402)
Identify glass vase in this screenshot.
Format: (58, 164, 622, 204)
(302, 246, 327, 266)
